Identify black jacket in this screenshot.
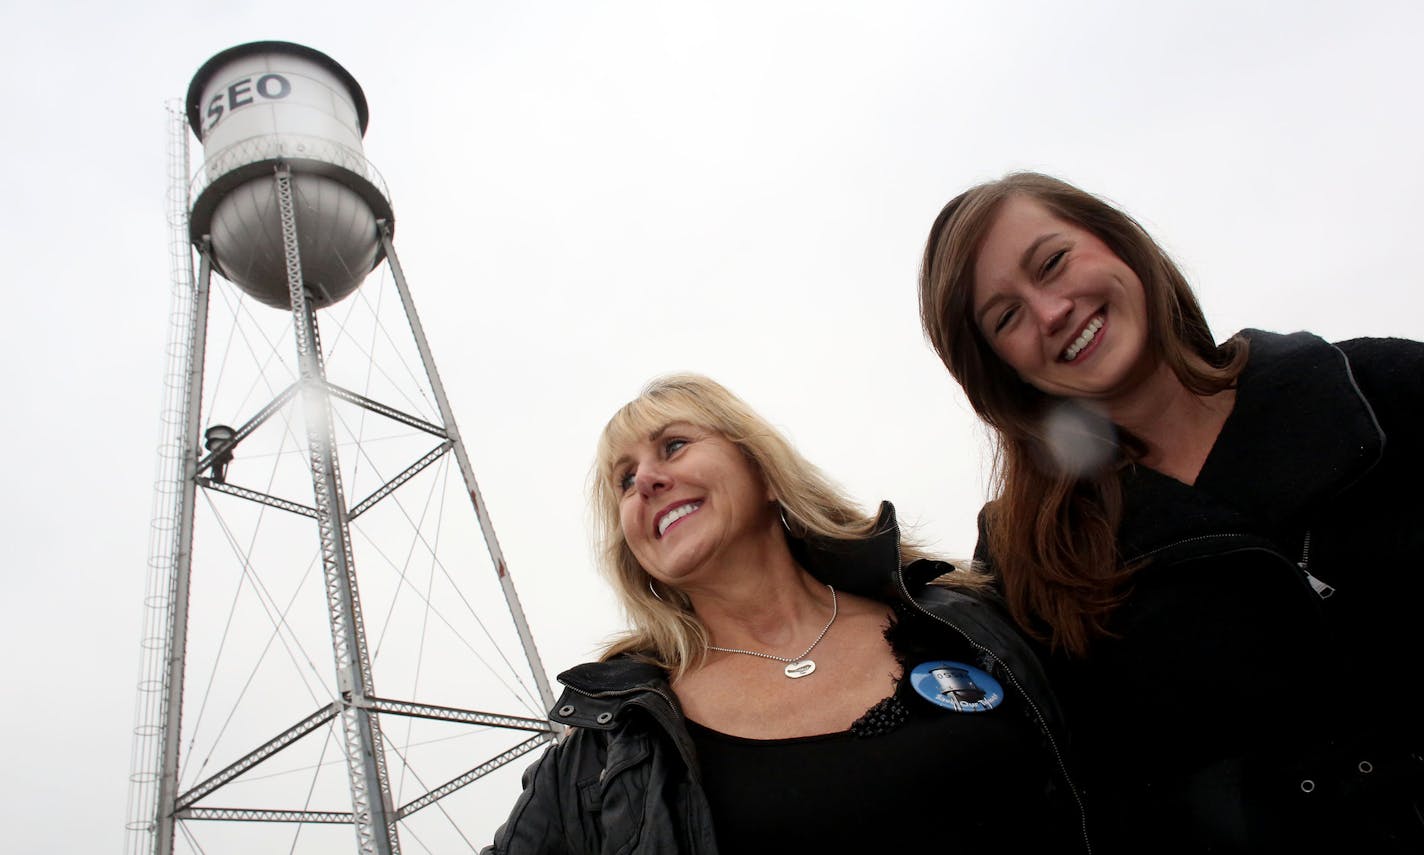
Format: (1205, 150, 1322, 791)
(484, 503, 1091, 854)
(991, 330, 1424, 854)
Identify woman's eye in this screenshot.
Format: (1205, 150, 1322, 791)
(993, 306, 1018, 334)
(618, 471, 636, 491)
(664, 437, 688, 455)
(1041, 249, 1066, 276)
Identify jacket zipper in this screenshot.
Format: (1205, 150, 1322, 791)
(1126, 532, 1250, 564)
(1129, 532, 1330, 601)
(892, 527, 1093, 854)
(1298, 530, 1334, 599)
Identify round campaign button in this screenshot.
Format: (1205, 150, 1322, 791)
(909, 660, 1005, 713)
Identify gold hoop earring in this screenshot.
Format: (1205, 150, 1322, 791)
(647, 579, 666, 602)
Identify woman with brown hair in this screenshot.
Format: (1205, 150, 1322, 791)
(484, 373, 1087, 853)
(919, 172, 1424, 853)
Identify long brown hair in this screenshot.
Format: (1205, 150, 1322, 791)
(918, 172, 1247, 656)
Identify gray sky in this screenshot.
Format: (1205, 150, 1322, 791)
(4, 1, 1423, 852)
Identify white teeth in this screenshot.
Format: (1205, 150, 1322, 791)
(1063, 316, 1104, 361)
(658, 502, 702, 537)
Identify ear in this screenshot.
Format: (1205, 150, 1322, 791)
(759, 466, 776, 503)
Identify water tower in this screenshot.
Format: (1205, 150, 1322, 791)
(127, 42, 558, 855)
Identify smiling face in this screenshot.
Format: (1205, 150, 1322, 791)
(611, 422, 776, 587)
(971, 194, 1155, 408)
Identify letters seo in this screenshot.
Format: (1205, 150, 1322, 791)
(204, 73, 292, 133)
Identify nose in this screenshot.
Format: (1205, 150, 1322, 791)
(634, 465, 670, 497)
(1028, 291, 1073, 335)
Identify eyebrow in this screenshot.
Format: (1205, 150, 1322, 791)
(973, 232, 1062, 329)
(1020, 232, 1060, 274)
(608, 422, 676, 477)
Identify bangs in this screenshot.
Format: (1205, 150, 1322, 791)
(596, 388, 712, 483)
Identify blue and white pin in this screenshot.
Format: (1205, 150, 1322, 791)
(909, 660, 1004, 712)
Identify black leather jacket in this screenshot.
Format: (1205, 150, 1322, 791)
(484, 503, 1090, 854)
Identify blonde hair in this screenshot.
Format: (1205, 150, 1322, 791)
(591, 373, 959, 679)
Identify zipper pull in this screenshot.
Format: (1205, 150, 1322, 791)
(1299, 530, 1334, 599)
(1301, 567, 1335, 599)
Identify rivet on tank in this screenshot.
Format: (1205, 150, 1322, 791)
(185, 41, 394, 309)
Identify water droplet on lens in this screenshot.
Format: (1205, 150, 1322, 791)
(1039, 402, 1116, 476)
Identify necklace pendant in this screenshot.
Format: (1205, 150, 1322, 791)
(784, 659, 816, 679)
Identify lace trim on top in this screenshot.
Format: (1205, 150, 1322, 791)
(847, 605, 936, 738)
(849, 694, 910, 737)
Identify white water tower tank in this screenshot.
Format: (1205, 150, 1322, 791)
(186, 41, 393, 309)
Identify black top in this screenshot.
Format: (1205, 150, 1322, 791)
(494, 502, 1088, 855)
(687, 611, 1071, 853)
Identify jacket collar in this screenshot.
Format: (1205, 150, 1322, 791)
(1120, 329, 1384, 557)
(786, 500, 930, 603)
(558, 656, 669, 697)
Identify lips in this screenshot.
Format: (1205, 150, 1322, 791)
(1061, 313, 1105, 362)
(655, 500, 702, 538)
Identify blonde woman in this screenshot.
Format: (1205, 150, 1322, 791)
(484, 374, 1087, 854)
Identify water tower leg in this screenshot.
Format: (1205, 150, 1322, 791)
(153, 244, 213, 855)
(377, 223, 560, 727)
(275, 166, 400, 855)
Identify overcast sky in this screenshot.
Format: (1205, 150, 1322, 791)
(4, 1, 1423, 852)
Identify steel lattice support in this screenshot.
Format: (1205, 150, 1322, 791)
(136, 208, 563, 853)
(195, 477, 319, 517)
(377, 222, 559, 723)
(175, 703, 343, 810)
(348, 441, 453, 520)
(195, 382, 300, 473)
(153, 242, 213, 855)
(396, 734, 552, 818)
(275, 165, 400, 855)
(180, 808, 355, 824)
(362, 696, 555, 732)
(135, 46, 562, 855)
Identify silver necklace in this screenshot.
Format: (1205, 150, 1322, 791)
(707, 585, 837, 679)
